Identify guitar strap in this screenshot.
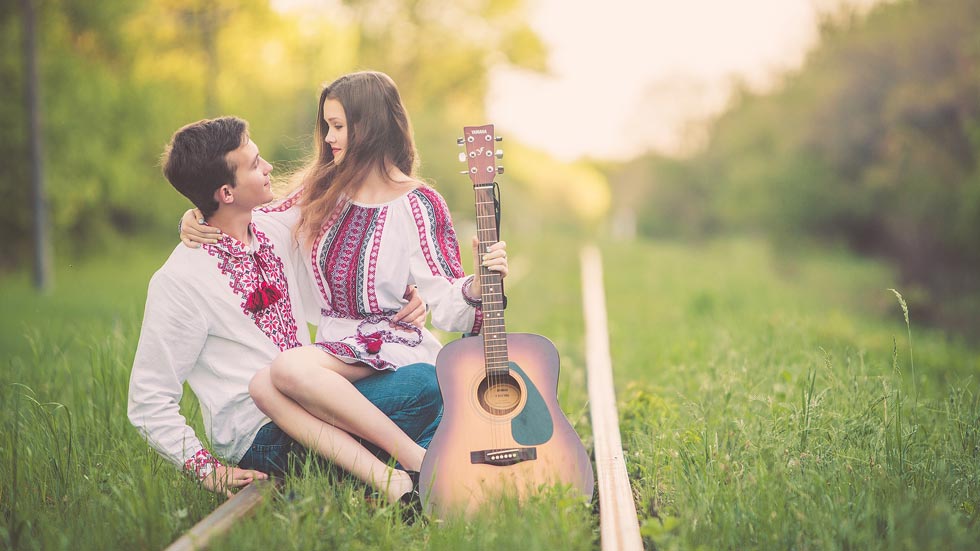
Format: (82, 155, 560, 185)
(492, 182, 507, 310)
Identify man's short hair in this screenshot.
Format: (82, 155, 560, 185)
(162, 117, 249, 218)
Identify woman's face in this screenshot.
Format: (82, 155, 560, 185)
(322, 98, 348, 164)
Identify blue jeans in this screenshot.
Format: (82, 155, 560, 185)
(238, 362, 442, 476)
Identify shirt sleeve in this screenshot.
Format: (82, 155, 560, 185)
(127, 270, 210, 469)
(407, 188, 483, 334)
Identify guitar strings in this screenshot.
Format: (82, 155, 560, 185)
(477, 185, 503, 450)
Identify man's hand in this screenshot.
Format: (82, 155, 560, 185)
(200, 465, 269, 498)
(391, 285, 427, 330)
(179, 208, 221, 248)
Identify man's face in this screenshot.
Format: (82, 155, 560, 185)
(224, 138, 274, 210)
(323, 98, 348, 164)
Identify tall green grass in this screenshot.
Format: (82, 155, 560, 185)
(601, 239, 980, 550)
(2, 236, 978, 549)
(0, 240, 596, 550)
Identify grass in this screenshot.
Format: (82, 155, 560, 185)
(600, 239, 980, 550)
(2, 234, 979, 550)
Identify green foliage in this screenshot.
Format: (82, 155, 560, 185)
(0, 3, 36, 269)
(2, 0, 579, 274)
(607, 0, 980, 336)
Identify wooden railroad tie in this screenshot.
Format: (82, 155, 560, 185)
(164, 479, 272, 551)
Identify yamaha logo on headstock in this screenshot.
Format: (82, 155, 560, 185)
(458, 124, 503, 187)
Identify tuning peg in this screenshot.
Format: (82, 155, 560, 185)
(495, 149, 504, 159)
(457, 137, 464, 146)
(495, 136, 503, 142)
(458, 152, 466, 162)
(459, 170, 470, 175)
(497, 166, 505, 175)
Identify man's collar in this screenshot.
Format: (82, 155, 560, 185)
(205, 222, 268, 258)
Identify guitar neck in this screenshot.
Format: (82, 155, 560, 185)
(474, 184, 509, 374)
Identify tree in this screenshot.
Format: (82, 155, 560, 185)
(21, 0, 51, 290)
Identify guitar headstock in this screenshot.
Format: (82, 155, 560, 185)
(458, 124, 503, 187)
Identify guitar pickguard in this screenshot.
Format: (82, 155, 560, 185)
(509, 361, 554, 445)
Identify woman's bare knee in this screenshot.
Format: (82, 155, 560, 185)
(249, 367, 274, 413)
(269, 347, 308, 393)
(270, 346, 353, 394)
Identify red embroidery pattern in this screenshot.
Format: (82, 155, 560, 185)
(257, 192, 300, 214)
(314, 341, 396, 371)
(366, 207, 387, 314)
(326, 206, 368, 316)
(314, 203, 386, 318)
(409, 187, 466, 279)
(310, 202, 348, 313)
(246, 282, 283, 313)
(305, 189, 479, 369)
(203, 226, 301, 352)
(184, 448, 222, 480)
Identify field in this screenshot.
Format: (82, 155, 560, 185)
(2, 235, 979, 550)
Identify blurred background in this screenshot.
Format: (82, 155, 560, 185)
(2, 0, 978, 338)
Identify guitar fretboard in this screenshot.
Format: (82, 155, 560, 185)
(474, 185, 509, 375)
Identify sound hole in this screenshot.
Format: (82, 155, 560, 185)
(477, 374, 522, 415)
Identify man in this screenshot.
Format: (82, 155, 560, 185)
(128, 117, 439, 499)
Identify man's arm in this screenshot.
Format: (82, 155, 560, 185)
(127, 270, 266, 496)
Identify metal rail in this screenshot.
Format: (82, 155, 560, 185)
(581, 245, 644, 551)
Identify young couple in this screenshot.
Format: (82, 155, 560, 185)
(127, 71, 509, 505)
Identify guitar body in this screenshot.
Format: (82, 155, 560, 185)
(420, 332, 594, 516)
(420, 123, 593, 516)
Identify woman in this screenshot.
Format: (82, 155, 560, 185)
(182, 71, 508, 503)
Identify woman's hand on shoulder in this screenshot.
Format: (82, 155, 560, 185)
(179, 208, 221, 248)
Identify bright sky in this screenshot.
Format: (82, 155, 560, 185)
(273, 0, 884, 161)
(488, 0, 884, 161)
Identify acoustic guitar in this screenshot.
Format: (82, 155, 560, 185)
(419, 124, 595, 516)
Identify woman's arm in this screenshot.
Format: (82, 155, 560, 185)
(406, 187, 508, 333)
(179, 208, 221, 247)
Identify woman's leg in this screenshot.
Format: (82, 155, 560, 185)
(249, 367, 413, 501)
(268, 346, 426, 472)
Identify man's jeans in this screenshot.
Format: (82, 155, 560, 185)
(238, 362, 442, 475)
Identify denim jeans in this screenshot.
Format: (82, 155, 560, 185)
(238, 362, 442, 476)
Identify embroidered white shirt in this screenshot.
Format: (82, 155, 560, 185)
(127, 214, 312, 469)
(261, 186, 483, 371)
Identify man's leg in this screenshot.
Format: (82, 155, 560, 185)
(238, 422, 299, 477)
(353, 363, 443, 462)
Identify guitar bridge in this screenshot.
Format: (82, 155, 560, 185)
(470, 447, 537, 466)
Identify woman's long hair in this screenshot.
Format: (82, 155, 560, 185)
(296, 71, 418, 241)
